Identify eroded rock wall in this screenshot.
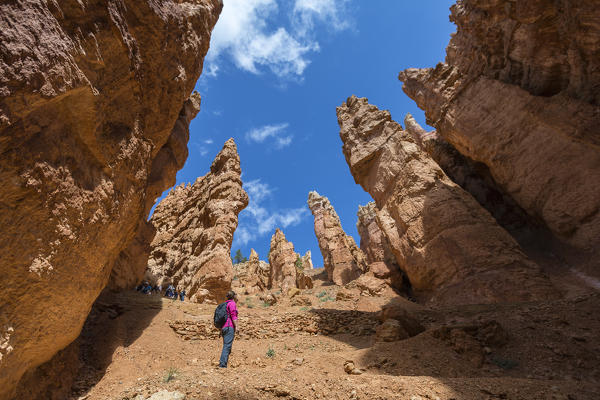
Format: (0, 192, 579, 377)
(146, 139, 248, 303)
(0, 1, 221, 397)
(399, 0, 600, 275)
(337, 96, 555, 305)
(308, 191, 368, 285)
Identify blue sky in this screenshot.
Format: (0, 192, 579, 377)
(161, 0, 456, 266)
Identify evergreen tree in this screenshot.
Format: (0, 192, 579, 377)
(232, 249, 247, 264)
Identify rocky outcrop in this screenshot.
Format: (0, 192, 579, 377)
(268, 229, 313, 292)
(337, 96, 555, 305)
(146, 139, 248, 303)
(399, 0, 600, 276)
(233, 249, 270, 294)
(308, 191, 368, 285)
(301, 251, 314, 270)
(0, 1, 222, 397)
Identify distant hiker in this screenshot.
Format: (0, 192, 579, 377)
(165, 284, 175, 298)
(179, 290, 186, 301)
(217, 290, 238, 368)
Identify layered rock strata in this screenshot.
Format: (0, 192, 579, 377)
(308, 191, 368, 285)
(337, 96, 555, 305)
(146, 139, 248, 303)
(399, 0, 600, 275)
(0, 1, 221, 397)
(233, 249, 270, 294)
(268, 229, 313, 292)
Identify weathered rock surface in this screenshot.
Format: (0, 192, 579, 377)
(356, 202, 403, 290)
(337, 96, 555, 305)
(0, 1, 221, 397)
(146, 139, 248, 303)
(399, 0, 600, 275)
(301, 250, 314, 270)
(233, 249, 270, 295)
(268, 229, 313, 292)
(308, 191, 368, 285)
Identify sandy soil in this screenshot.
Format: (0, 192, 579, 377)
(69, 272, 600, 400)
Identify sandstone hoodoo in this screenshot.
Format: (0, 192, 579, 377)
(146, 139, 248, 303)
(399, 0, 600, 276)
(337, 96, 556, 305)
(0, 1, 222, 397)
(233, 249, 271, 295)
(268, 229, 313, 292)
(308, 191, 368, 285)
(301, 250, 314, 270)
(356, 202, 403, 290)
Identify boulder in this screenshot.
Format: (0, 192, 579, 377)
(308, 191, 368, 285)
(0, 1, 222, 397)
(146, 139, 249, 302)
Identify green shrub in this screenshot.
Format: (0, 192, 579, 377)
(266, 346, 275, 358)
(299, 306, 310, 311)
(163, 367, 179, 383)
(316, 290, 327, 298)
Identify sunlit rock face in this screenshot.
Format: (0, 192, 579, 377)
(337, 96, 556, 305)
(268, 229, 313, 292)
(146, 139, 248, 303)
(308, 191, 368, 285)
(399, 0, 600, 277)
(0, 1, 222, 398)
(233, 249, 271, 295)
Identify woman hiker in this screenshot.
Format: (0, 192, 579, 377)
(219, 290, 238, 368)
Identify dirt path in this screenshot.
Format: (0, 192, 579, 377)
(70, 280, 600, 400)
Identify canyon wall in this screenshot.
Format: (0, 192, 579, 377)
(0, 1, 222, 397)
(337, 96, 555, 305)
(308, 191, 368, 285)
(399, 0, 600, 276)
(146, 139, 248, 303)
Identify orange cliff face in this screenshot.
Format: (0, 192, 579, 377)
(336, 96, 556, 305)
(145, 139, 249, 303)
(399, 0, 600, 277)
(0, 1, 222, 398)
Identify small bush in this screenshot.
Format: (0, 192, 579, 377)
(319, 295, 335, 303)
(266, 346, 275, 358)
(299, 306, 310, 311)
(316, 290, 327, 298)
(262, 302, 271, 308)
(163, 367, 179, 383)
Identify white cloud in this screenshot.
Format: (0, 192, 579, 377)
(203, 0, 351, 80)
(246, 123, 293, 148)
(204, 139, 214, 144)
(292, 0, 351, 38)
(233, 179, 308, 247)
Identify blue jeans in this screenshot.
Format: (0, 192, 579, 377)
(219, 327, 235, 367)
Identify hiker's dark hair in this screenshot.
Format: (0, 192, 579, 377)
(226, 290, 236, 300)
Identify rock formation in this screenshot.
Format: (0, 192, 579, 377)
(233, 249, 270, 294)
(301, 250, 314, 270)
(146, 139, 248, 303)
(307, 191, 368, 285)
(268, 229, 313, 292)
(0, 1, 222, 397)
(399, 0, 600, 276)
(337, 96, 555, 305)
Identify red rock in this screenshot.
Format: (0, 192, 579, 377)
(308, 191, 368, 285)
(0, 1, 222, 397)
(268, 229, 313, 292)
(146, 139, 248, 303)
(337, 96, 556, 305)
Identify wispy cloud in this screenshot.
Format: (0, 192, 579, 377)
(246, 123, 293, 149)
(233, 179, 308, 247)
(203, 0, 351, 80)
